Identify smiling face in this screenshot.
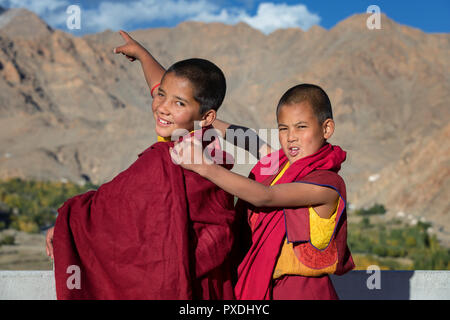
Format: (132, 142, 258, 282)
(152, 72, 204, 138)
(277, 101, 334, 163)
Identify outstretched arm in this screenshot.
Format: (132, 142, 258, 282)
(113, 32, 272, 157)
(199, 163, 336, 213)
(213, 119, 273, 159)
(114, 30, 165, 96)
(170, 137, 337, 216)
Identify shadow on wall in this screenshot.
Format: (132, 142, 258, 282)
(331, 270, 415, 300)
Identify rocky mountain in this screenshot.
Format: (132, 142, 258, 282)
(0, 8, 449, 244)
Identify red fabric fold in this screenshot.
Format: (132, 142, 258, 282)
(234, 143, 354, 300)
(53, 128, 238, 300)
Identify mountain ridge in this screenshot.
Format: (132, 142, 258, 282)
(0, 9, 449, 244)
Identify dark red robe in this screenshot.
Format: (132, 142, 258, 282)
(53, 130, 238, 300)
(234, 143, 355, 300)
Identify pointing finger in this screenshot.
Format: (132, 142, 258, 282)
(119, 30, 132, 42)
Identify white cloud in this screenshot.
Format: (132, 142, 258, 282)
(0, 0, 217, 33)
(0, 0, 68, 15)
(80, 0, 218, 33)
(193, 2, 321, 34)
(0, 0, 70, 28)
(0, 0, 321, 34)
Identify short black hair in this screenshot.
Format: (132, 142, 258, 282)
(276, 84, 333, 124)
(164, 58, 226, 114)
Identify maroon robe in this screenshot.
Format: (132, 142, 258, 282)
(234, 143, 355, 300)
(53, 130, 237, 300)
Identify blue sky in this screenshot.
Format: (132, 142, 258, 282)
(0, 0, 449, 35)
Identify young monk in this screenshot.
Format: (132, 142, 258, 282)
(171, 84, 355, 300)
(46, 53, 243, 299)
(112, 30, 272, 159)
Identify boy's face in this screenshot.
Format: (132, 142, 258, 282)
(152, 72, 202, 138)
(277, 101, 333, 163)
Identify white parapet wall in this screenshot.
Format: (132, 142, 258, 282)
(330, 270, 450, 300)
(0, 270, 449, 300)
(0, 270, 56, 300)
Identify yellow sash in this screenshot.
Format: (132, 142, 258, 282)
(157, 136, 171, 142)
(271, 162, 338, 279)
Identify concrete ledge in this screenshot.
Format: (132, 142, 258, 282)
(0, 270, 449, 300)
(330, 270, 450, 300)
(0, 270, 56, 300)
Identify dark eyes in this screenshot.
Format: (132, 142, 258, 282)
(156, 92, 184, 107)
(278, 126, 307, 131)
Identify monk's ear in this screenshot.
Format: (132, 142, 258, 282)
(200, 109, 216, 127)
(322, 118, 335, 140)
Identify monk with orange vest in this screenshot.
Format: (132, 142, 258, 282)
(172, 83, 355, 300)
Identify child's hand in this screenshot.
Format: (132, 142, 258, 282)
(170, 136, 213, 175)
(45, 226, 54, 259)
(113, 30, 147, 62)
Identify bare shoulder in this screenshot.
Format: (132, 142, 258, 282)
(299, 170, 343, 219)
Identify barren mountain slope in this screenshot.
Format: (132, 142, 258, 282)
(0, 9, 448, 243)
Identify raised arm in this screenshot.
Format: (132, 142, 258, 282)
(114, 30, 165, 96)
(113, 32, 272, 157)
(213, 119, 273, 159)
(170, 137, 337, 217)
(200, 163, 336, 213)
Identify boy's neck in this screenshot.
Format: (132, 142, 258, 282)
(157, 128, 201, 142)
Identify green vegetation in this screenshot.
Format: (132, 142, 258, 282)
(354, 203, 386, 216)
(0, 178, 98, 233)
(0, 234, 15, 246)
(348, 204, 450, 270)
(0, 179, 448, 270)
